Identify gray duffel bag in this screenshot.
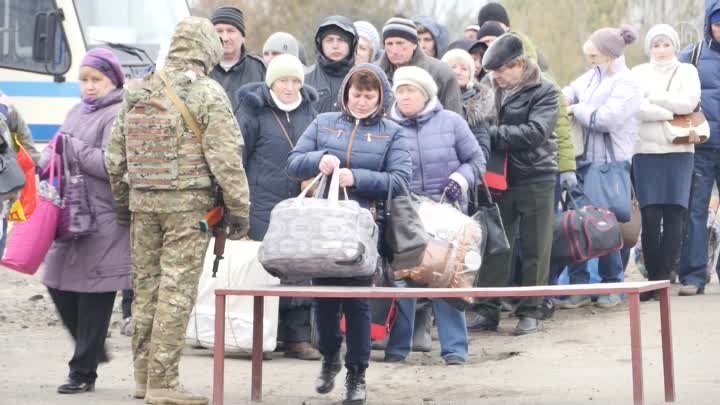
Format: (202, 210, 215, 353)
(259, 171, 379, 282)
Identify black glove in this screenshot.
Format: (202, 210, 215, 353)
(227, 215, 249, 240)
(116, 206, 131, 227)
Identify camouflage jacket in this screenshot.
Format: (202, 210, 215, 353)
(105, 17, 250, 217)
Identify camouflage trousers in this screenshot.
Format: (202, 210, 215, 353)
(130, 210, 210, 389)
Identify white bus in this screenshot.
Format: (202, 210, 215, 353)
(0, 0, 190, 142)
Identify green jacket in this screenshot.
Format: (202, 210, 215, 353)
(514, 31, 575, 173)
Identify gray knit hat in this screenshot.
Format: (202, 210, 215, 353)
(589, 25, 638, 59)
(263, 32, 299, 58)
(211, 6, 246, 36)
(382, 17, 418, 43)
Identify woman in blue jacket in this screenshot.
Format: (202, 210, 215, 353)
(384, 66, 486, 366)
(286, 63, 412, 405)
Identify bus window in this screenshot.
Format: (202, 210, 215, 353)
(0, 0, 71, 75)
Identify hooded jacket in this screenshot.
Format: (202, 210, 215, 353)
(106, 16, 250, 218)
(287, 63, 412, 212)
(413, 16, 450, 58)
(379, 49, 463, 115)
(209, 45, 267, 111)
(679, 0, 720, 149)
(235, 82, 319, 240)
(390, 97, 485, 208)
(305, 16, 358, 114)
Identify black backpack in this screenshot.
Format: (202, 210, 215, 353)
(551, 187, 623, 266)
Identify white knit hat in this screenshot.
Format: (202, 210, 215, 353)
(644, 24, 680, 56)
(354, 21, 381, 59)
(265, 54, 305, 87)
(442, 49, 475, 85)
(392, 66, 438, 100)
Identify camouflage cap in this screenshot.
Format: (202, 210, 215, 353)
(166, 16, 223, 74)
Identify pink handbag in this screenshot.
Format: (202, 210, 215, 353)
(2, 138, 63, 275)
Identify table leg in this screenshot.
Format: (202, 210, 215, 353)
(251, 296, 265, 402)
(659, 287, 676, 403)
(629, 292, 644, 405)
(213, 293, 226, 405)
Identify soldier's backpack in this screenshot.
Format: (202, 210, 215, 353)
(125, 71, 210, 190)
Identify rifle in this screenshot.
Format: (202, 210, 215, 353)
(199, 185, 226, 278)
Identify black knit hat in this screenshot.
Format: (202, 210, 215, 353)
(212, 6, 246, 36)
(477, 3, 510, 28)
(482, 33, 524, 70)
(476, 21, 506, 40)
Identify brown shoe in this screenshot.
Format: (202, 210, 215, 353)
(284, 342, 321, 360)
(145, 386, 208, 405)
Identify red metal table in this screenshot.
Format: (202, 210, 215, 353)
(212, 281, 674, 405)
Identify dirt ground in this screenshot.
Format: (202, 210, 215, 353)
(1, 265, 718, 405)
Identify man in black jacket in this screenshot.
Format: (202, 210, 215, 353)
(471, 34, 559, 335)
(210, 6, 266, 110)
(305, 16, 358, 114)
(378, 17, 462, 114)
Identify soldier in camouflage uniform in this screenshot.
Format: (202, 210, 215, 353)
(105, 16, 250, 405)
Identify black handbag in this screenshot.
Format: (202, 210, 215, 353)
(384, 175, 430, 270)
(471, 173, 510, 256)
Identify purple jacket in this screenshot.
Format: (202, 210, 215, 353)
(41, 89, 131, 293)
(390, 97, 485, 206)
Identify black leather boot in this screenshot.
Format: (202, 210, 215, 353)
(343, 366, 367, 405)
(315, 352, 341, 394)
(57, 379, 95, 394)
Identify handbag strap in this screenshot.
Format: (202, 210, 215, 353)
(583, 111, 617, 163)
(158, 71, 203, 142)
(270, 110, 295, 148)
(385, 174, 413, 219)
(471, 162, 495, 206)
(666, 66, 680, 92)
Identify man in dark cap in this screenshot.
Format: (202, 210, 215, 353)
(477, 2, 511, 30)
(469, 34, 559, 336)
(305, 15, 358, 113)
(379, 17, 462, 114)
(210, 6, 266, 110)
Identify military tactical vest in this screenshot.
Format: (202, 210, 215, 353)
(125, 72, 212, 191)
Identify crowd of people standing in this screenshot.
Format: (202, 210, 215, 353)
(1, 2, 719, 405)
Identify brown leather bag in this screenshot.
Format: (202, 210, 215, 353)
(670, 112, 709, 144)
(665, 67, 709, 144)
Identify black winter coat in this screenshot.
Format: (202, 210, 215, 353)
(487, 78, 559, 186)
(235, 82, 318, 240)
(210, 49, 267, 111)
(305, 15, 358, 114)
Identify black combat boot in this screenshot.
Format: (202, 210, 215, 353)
(342, 366, 367, 405)
(315, 352, 341, 394)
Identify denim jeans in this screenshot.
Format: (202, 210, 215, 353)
(312, 277, 372, 369)
(567, 250, 623, 284)
(679, 149, 720, 288)
(0, 219, 7, 256)
(385, 298, 468, 360)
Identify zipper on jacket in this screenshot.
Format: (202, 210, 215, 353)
(346, 119, 360, 168)
(286, 111, 290, 123)
(414, 127, 426, 192)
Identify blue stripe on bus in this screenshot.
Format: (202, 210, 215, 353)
(28, 124, 61, 142)
(0, 81, 80, 98)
